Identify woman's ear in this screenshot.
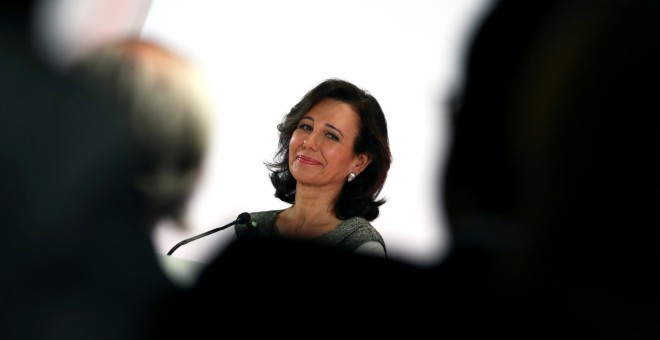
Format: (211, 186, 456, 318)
(353, 153, 373, 175)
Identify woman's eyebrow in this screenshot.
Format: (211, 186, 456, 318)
(325, 123, 344, 138)
(301, 116, 344, 137)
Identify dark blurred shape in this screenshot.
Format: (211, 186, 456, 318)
(442, 0, 660, 337)
(1, 2, 177, 339)
(69, 37, 212, 230)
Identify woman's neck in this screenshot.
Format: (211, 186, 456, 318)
(276, 185, 341, 238)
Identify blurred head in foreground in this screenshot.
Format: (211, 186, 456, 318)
(442, 0, 660, 336)
(71, 38, 213, 229)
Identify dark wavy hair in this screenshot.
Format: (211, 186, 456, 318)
(266, 78, 391, 221)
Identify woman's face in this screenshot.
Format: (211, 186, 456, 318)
(289, 98, 367, 188)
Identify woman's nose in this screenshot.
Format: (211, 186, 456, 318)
(303, 134, 319, 150)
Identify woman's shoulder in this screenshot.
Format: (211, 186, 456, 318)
(248, 210, 281, 223)
(340, 216, 381, 234)
(340, 217, 387, 256)
(245, 209, 283, 227)
(315, 216, 386, 250)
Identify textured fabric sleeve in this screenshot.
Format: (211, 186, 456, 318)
(354, 241, 386, 258)
(315, 217, 387, 255)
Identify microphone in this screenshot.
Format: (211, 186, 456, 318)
(166, 212, 251, 256)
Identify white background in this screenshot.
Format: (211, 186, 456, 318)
(142, 0, 493, 268)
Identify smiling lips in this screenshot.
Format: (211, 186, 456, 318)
(296, 155, 321, 165)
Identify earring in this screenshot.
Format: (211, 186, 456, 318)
(347, 172, 357, 182)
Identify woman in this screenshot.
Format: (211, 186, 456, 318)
(234, 78, 392, 257)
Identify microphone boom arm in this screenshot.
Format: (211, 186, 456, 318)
(166, 212, 250, 256)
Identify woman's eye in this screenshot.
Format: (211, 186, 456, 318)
(298, 124, 312, 131)
(325, 132, 339, 141)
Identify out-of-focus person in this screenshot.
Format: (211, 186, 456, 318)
(440, 0, 660, 337)
(1, 2, 210, 338)
(70, 37, 212, 232)
(70, 37, 213, 286)
(0, 7, 170, 340)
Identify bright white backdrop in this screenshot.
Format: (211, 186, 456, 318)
(142, 0, 493, 267)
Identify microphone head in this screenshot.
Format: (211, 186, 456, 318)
(237, 212, 251, 224)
